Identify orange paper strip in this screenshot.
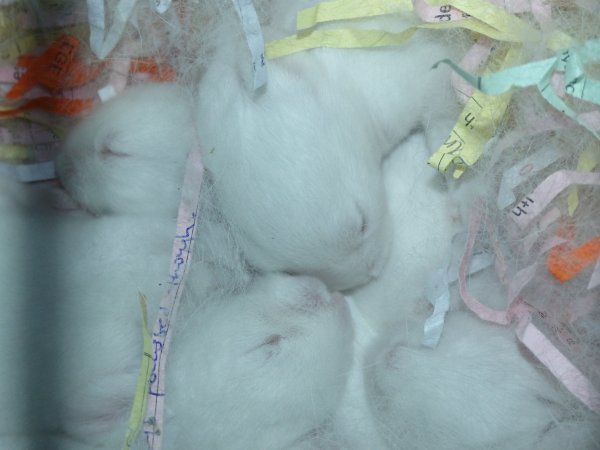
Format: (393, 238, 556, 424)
(6, 34, 106, 100)
(130, 58, 177, 82)
(548, 235, 600, 282)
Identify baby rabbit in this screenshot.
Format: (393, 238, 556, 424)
(365, 311, 600, 449)
(195, 3, 460, 291)
(347, 132, 461, 325)
(348, 133, 600, 449)
(0, 181, 354, 450)
(55, 83, 196, 217)
(0, 186, 172, 449)
(165, 272, 353, 450)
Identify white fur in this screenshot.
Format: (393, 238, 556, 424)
(0, 192, 171, 448)
(166, 273, 353, 449)
(349, 132, 461, 324)
(348, 133, 600, 449)
(365, 312, 600, 449)
(0, 183, 354, 449)
(194, 5, 459, 290)
(55, 83, 195, 217)
(5, 4, 597, 448)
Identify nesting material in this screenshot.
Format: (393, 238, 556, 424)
(0, 1, 598, 449)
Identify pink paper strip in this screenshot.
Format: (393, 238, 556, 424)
(458, 203, 511, 325)
(516, 317, 600, 414)
(142, 146, 204, 449)
(510, 170, 600, 229)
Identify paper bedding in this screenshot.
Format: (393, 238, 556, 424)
(0, 0, 599, 447)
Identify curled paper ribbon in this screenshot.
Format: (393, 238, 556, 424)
(5, 34, 105, 101)
(428, 45, 520, 178)
(267, 0, 572, 59)
(434, 37, 600, 139)
(295, 0, 577, 32)
(460, 204, 600, 414)
(516, 317, 600, 414)
(423, 267, 451, 348)
(296, 0, 412, 30)
(87, 0, 137, 59)
(497, 146, 564, 209)
(451, 37, 494, 103)
(267, 20, 520, 59)
(232, 0, 268, 90)
(141, 146, 204, 450)
(423, 233, 494, 348)
(428, 0, 571, 176)
(267, 28, 417, 59)
(509, 170, 600, 229)
(425, 0, 537, 41)
(458, 205, 523, 325)
(122, 294, 153, 450)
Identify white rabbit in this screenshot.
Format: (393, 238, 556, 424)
(55, 83, 196, 217)
(365, 311, 600, 449)
(0, 181, 354, 450)
(53, 3, 461, 292)
(0, 188, 171, 449)
(194, 3, 461, 291)
(348, 132, 461, 325)
(347, 133, 600, 449)
(330, 132, 457, 450)
(164, 272, 353, 450)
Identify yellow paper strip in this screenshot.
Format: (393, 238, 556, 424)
(271, 0, 574, 60)
(266, 27, 417, 59)
(122, 294, 153, 450)
(430, 90, 512, 177)
(428, 45, 522, 178)
(267, 17, 524, 60)
(0, 143, 33, 163)
(431, 0, 574, 49)
(429, 0, 537, 37)
(297, 0, 413, 31)
(417, 19, 524, 42)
